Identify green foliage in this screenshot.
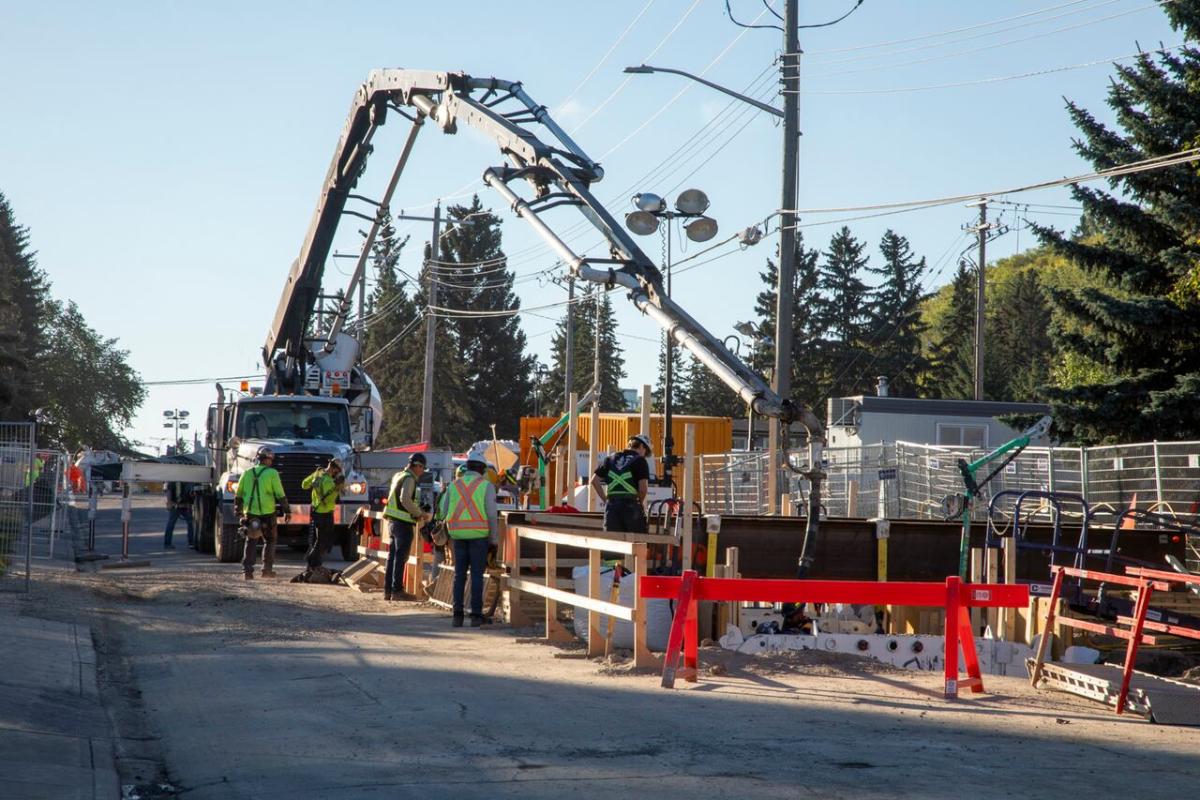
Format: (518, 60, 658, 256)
(1030, 3, 1200, 442)
(814, 226, 874, 399)
(679, 354, 744, 417)
(0, 192, 143, 449)
(750, 232, 822, 410)
(651, 336, 686, 413)
(865, 230, 929, 397)
(923, 261, 978, 399)
(544, 284, 627, 413)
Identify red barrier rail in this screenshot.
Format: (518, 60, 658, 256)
(640, 571, 1029, 697)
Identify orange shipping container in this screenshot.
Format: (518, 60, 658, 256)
(518, 413, 732, 505)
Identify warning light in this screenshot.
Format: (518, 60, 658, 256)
(240, 380, 250, 392)
(1172, 535, 1182, 543)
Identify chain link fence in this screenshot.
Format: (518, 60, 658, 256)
(699, 439, 1200, 569)
(0, 422, 36, 591)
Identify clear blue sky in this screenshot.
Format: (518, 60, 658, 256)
(0, 1, 1181, 450)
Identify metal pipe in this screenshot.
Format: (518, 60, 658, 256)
(324, 114, 426, 351)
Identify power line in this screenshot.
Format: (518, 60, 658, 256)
(806, 1, 1172, 78)
(360, 312, 427, 366)
(141, 373, 263, 387)
(554, 0, 658, 112)
(805, 44, 1184, 95)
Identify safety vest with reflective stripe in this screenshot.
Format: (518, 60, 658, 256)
(384, 470, 417, 523)
(443, 475, 490, 540)
(606, 469, 638, 498)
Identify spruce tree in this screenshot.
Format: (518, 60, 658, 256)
(679, 354, 744, 417)
(435, 197, 533, 441)
(544, 284, 627, 413)
(652, 336, 686, 413)
(1029, 5, 1200, 441)
(925, 261, 978, 399)
(750, 232, 822, 410)
(815, 226, 873, 399)
(866, 230, 929, 396)
(990, 269, 1053, 402)
(0, 191, 48, 419)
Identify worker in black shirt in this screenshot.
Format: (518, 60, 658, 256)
(591, 434, 652, 533)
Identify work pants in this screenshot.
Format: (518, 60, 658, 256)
(164, 505, 194, 547)
(242, 515, 278, 575)
(384, 518, 415, 594)
(603, 497, 647, 533)
(306, 510, 336, 568)
(452, 537, 489, 619)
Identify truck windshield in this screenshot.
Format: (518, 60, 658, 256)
(236, 402, 350, 443)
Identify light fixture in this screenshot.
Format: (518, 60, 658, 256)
(163, 410, 174, 417)
(625, 210, 660, 236)
(675, 188, 710, 215)
(684, 216, 718, 243)
(734, 321, 758, 337)
(178, 410, 190, 418)
(633, 192, 666, 213)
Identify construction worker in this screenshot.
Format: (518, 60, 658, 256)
(383, 453, 431, 601)
(162, 481, 195, 550)
(437, 450, 498, 627)
(591, 434, 651, 533)
(301, 458, 344, 568)
(235, 446, 290, 580)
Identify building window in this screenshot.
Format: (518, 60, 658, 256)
(936, 423, 988, 448)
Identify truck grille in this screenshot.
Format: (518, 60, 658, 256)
(272, 453, 330, 504)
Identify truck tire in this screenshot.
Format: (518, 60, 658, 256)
(194, 499, 215, 553)
(339, 526, 359, 562)
(215, 521, 242, 563)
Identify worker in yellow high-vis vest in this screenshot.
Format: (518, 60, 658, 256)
(437, 449, 498, 627)
(383, 453, 431, 601)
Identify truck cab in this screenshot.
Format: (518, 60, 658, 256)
(198, 392, 370, 563)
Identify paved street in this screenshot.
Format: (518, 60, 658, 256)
(2, 498, 1198, 799)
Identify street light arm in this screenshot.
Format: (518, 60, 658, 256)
(623, 65, 784, 119)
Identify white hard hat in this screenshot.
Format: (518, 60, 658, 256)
(466, 448, 489, 467)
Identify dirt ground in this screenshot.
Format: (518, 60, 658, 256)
(6, 500, 1200, 799)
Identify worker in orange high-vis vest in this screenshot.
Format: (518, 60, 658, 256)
(437, 449, 498, 627)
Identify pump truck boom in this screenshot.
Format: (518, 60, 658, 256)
(203, 68, 826, 566)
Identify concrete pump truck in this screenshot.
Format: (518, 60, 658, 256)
(196, 67, 827, 572)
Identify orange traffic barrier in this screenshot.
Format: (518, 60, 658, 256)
(640, 571, 1029, 697)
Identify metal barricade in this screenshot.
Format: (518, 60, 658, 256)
(0, 422, 36, 591)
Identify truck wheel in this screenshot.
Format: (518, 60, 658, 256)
(194, 500, 215, 553)
(215, 521, 242, 563)
(339, 526, 359, 562)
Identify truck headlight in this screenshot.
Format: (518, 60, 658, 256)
(225, 477, 240, 494)
(348, 481, 367, 495)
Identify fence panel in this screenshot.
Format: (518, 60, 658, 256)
(0, 422, 36, 591)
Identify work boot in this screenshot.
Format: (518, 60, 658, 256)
(452, 615, 464, 628)
(261, 570, 277, 578)
(394, 590, 417, 601)
(243, 572, 254, 581)
(470, 615, 483, 628)
(383, 592, 393, 601)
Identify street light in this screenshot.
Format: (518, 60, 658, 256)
(625, 188, 718, 486)
(627, 38, 802, 514)
(163, 409, 191, 454)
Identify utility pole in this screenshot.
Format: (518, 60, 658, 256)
(974, 199, 986, 401)
(563, 275, 575, 412)
(767, 0, 801, 514)
(592, 287, 601, 397)
(419, 202, 441, 444)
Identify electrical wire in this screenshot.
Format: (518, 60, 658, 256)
(805, 1, 1173, 78)
(141, 373, 263, 387)
(555, 0, 658, 112)
(360, 313, 427, 366)
(570, 0, 705, 135)
(805, 44, 1184, 94)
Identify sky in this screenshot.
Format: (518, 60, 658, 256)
(0, 0, 1183, 451)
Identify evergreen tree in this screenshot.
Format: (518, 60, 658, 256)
(544, 284, 627, 413)
(989, 269, 1054, 402)
(1027, 4, 1200, 442)
(866, 230, 929, 396)
(0, 191, 48, 420)
(652, 336, 686, 413)
(814, 226, 874, 399)
(679, 354, 744, 417)
(435, 197, 533, 442)
(924, 261, 978, 399)
(359, 215, 426, 447)
(750, 232, 822, 410)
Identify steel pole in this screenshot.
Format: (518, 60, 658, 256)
(564, 276, 575, 412)
(663, 225, 675, 488)
(769, 0, 801, 514)
(419, 202, 441, 444)
(24, 424, 34, 592)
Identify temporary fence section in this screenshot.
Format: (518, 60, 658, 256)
(504, 516, 673, 668)
(641, 570, 1029, 697)
(0, 422, 36, 591)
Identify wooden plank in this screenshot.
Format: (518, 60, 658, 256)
(510, 525, 638, 554)
(633, 543, 659, 668)
(1002, 535, 1017, 640)
(506, 577, 635, 620)
(587, 549, 602, 657)
(682, 424, 695, 572)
